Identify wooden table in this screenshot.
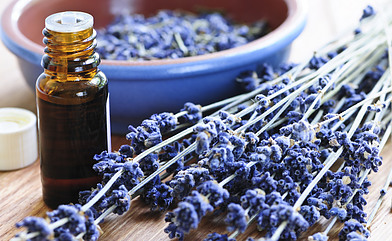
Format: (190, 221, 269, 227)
(1, 0, 392, 240)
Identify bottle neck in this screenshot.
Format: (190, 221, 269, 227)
(42, 27, 100, 78)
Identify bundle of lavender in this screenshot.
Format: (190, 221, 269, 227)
(12, 5, 392, 241)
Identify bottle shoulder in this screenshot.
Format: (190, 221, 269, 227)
(36, 70, 108, 105)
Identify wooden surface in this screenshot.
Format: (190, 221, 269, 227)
(1, 0, 392, 240)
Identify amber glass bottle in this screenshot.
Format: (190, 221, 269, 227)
(36, 12, 110, 209)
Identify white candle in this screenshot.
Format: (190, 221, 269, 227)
(0, 108, 38, 170)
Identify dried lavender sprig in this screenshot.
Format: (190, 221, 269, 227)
(319, 48, 387, 107)
(219, 19, 381, 122)
(228, 211, 259, 240)
(226, 107, 380, 238)
(82, 142, 197, 237)
(101, 143, 197, 219)
(366, 107, 392, 227)
(275, 83, 388, 240)
(11, 217, 69, 241)
(304, 46, 386, 120)
(237, 42, 385, 134)
(269, 70, 389, 241)
(342, 7, 392, 230)
(68, 142, 198, 239)
(314, 83, 392, 130)
(221, 130, 344, 239)
(133, 142, 196, 195)
(235, 76, 316, 133)
(174, 92, 249, 119)
(82, 127, 196, 212)
(321, 117, 392, 237)
(223, 72, 299, 118)
(366, 156, 392, 226)
(255, 94, 297, 137)
(268, 145, 340, 239)
(218, 161, 255, 188)
(200, 73, 373, 237)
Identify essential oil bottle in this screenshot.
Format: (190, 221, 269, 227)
(36, 11, 110, 209)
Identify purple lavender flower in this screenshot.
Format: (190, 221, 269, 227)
(360, 5, 375, 20)
(142, 183, 174, 211)
(165, 191, 213, 240)
(252, 172, 278, 194)
(184, 191, 214, 220)
(346, 231, 368, 241)
(164, 219, 185, 240)
(159, 141, 185, 174)
(238, 73, 259, 92)
(118, 144, 134, 158)
(259, 63, 275, 82)
(170, 201, 199, 233)
(219, 111, 240, 126)
(204, 232, 235, 241)
(230, 135, 246, 158)
(126, 119, 162, 153)
(291, 120, 315, 142)
(225, 203, 247, 233)
(345, 203, 367, 223)
(83, 209, 100, 241)
(309, 232, 328, 241)
(139, 153, 159, 175)
(180, 102, 202, 124)
(339, 220, 370, 240)
(169, 167, 212, 200)
(103, 185, 131, 215)
(329, 207, 347, 220)
(47, 204, 86, 235)
(257, 200, 309, 239)
(169, 172, 196, 200)
(309, 55, 328, 70)
(150, 112, 178, 132)
(44, 204, 99, 240)
(15, 217, 52, 241)
(79, 183, 106, 217)
(197, 180, 229, 207)
(240, 189, 267, 216)
(121, 161, 144, 188)
(299, 205, 320, 226)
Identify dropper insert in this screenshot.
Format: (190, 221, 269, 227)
(45, 11, 93, 33)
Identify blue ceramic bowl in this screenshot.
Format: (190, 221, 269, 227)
(1, 0, 306, 134)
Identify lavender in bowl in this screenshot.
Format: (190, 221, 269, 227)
(0, 0, 306, 134)
(96, 10, 270, 61)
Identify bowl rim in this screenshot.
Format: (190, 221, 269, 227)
(1, 0, 307, 67)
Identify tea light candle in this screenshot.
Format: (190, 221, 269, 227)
(0, 108, 38, 170)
